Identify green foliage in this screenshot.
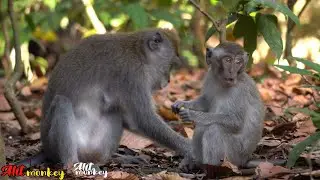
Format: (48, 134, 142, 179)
(205, 25, 217, 42)
(286, 131, 320, 168)
(43, 0, 57, 11)
(256, 13, 282, 59)
(248, 0, 300, 25)
(275, 65, 314, 76)
(123, 3, 149, 30)
(277, 57, 320, 168)
(204, 0, 300, 68)
(233, 14, 257, 67)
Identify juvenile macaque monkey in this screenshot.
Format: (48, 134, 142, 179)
(32, 28, 192, 167)
(172, 42, 264, 168)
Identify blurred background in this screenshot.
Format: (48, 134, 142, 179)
(0, 0, 319, 80)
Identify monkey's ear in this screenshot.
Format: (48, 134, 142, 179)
(206, 47, 213, 65)
(148, 32, 163, 51)
(243, 51, 249, 65)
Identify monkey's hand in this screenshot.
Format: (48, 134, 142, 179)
(178, 108, 197, 122)
(172, 100, 189, 114)
(179, 155, 199, 172)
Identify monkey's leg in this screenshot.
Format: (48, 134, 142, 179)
(43, 95, 79, 166)
(202, 126, 225, 166)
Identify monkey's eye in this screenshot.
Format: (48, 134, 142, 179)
(235, 59, 242, 64)
(225, 57, 232, 63)
(154, 39, 161, 43)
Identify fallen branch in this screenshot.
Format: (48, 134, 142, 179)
(4, 0, 29, 134)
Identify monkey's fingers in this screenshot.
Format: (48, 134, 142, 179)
(172, 101, 185, 114)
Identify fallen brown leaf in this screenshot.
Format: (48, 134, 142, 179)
(120, 130, 153, 150)
(183, 127, 194, 139)
(0, 112, 15, 121)
(29, 77, 48, 91)
(258, 137, 281, 147)
(107, 171, 139, 180)
(158, 106, 178, 121)
(255, 162, 291, 178)
(0, 94, 11, 111)
(284, 74, 302, 86)
(21, 86, 32, 97)
(297, 119, 317, 135)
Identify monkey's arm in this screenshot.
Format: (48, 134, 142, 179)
(127, 95, 192, 156)
(172, 95, 209, 113)
(179, 108, 245, 131)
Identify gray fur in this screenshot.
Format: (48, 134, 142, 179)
(40, 29, 191, 166)
(172, 42, 264, 167)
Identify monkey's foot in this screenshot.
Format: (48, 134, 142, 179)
(179, 156, 200, 172)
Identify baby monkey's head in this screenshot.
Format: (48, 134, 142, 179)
(206, 42, 249, 87)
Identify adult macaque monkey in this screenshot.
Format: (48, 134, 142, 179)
(172, 42, 265, 168)
(23, 28, 192, 167)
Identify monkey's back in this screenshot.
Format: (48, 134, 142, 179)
(42, 33, 148, 115)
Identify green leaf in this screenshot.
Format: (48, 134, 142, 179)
(295, 57, 320, 73)
(312, 117, 320, 129)
(257, 13, 283, 59)
(220, 0, 241, 11)
(249, 0, 300, 25)
(44, 0, 56, 11)
(233, 15, 257, 67)
(287, 131, 320, 168)
(150, 10, 182, 27)
(275, 65, 313, 76)
(156, 0, 172, 7)
(124, 3, 148, 30)
(205, 25, 217, 42)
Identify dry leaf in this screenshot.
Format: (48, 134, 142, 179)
(255, 162, 291, 178)
(120, 130, 153, 150)
(0, 112, 15, 121)
(29, 77, 48, 91)
(21, 86, 32, 97)
(183, 127, 194, 139)
(284, 74, 302, 86)
(258, 137, 281, 147)
(297, 119, 317, 135)
(292, 95, 311, 106)
(107, 171, 139, 180)
(0, 94, 11, 111)
(258, 88, 273, 102)
(157, 106, 178, 121)
(221, 159, 241, 174)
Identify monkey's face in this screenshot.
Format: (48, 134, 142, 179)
(145, 31, 180, 91)
(206, 43, 248, 87)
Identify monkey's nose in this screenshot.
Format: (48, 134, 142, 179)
(225, 78, 234, 82)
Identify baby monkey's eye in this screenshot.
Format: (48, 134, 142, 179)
(235, 59, 242, 64)
(225, 57, 232, 63)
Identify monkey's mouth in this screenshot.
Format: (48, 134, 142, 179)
(224, 78, 236, 86)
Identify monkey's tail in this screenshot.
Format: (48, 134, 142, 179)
(14, 152, 47, 168)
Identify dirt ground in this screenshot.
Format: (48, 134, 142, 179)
(0, 65, 319, 179)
